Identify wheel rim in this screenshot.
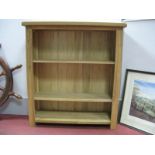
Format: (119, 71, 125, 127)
(0, 58, 13, 107)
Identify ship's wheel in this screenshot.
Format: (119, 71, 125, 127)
(0, 57, 22, 107)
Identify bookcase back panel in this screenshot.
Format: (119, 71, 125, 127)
(35, 101, 111, 112)
(33, 30, 115, 61)
(34, 63, 114, 95)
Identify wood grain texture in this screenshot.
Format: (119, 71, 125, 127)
(26, 28, 35, 126)
(110, 29, 123, 129)
(33, 60, 115, 65)
(28, 26, 122, 31)
(22, 21, 127, 27)
(34, 63, 114, 96)
(34, 92, 112, 102)
(33, 30, 115, 62)
(35, 111, 111, 124)
(23, 22, 126, 127)
(36, 101, 111, 112)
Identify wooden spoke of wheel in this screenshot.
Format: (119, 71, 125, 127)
(0, 57, 13, 106)
(0, 71, 6, 76)
(0, 64, 22, 76)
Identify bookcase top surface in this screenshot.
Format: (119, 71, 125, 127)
(22, 21, 127, 28)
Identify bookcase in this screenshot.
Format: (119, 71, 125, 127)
(22, 22, 126, 129)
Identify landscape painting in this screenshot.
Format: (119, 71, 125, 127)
(129, 80, 155, 123)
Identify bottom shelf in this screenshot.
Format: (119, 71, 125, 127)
(35, 111, 111, 125)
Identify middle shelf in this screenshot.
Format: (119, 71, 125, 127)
(34, 92, 112, 102)
(33, 59, 115, 65)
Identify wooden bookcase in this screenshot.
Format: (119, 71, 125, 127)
(22, 22, 126, 129)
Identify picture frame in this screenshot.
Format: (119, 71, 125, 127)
(120, 69, 155, 134)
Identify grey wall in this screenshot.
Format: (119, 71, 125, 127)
(0, 19, 155, 115)
(0, 99, 28, 115)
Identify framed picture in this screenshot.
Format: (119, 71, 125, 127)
(120, 69, 155, 134)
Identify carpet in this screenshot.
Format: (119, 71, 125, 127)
(0, 114, 145, 135)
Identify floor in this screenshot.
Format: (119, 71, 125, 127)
(0, 115, 146, 135)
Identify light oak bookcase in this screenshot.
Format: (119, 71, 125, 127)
(22, 22, 126, 129)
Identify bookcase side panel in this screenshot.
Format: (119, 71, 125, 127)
(111, 29, 123, 129)
(26, 28, 35, 126)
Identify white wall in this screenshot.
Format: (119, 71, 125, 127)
(121, 19, 155, 98)
(0, 19, 27, 98)
(0, 19, 28, 115)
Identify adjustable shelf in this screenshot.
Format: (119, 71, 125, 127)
(33, 59, 115, 65)
(34, 92, 112, 102)
(22, 21, 126, 129)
